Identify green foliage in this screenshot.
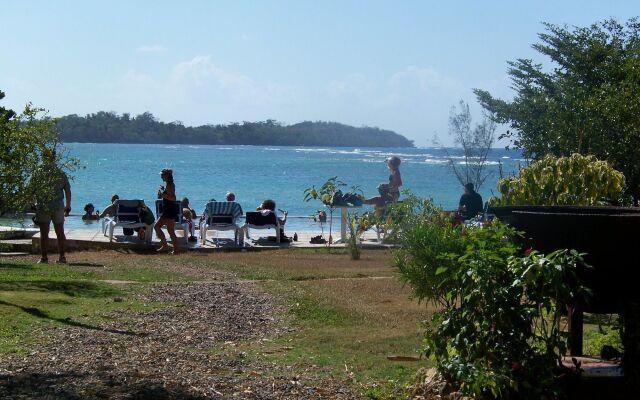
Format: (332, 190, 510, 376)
(303, 176, 363, 207)
(0, 93, 78, 216)
(445, 100, 496, 190)
(304, 177, 363, 248)
(304, 176, 345, 207)
(584, 324, 622, 357)
(393, 200, 589, 398)
(474, 18, 640, 200)
(371, 192, 432, 244)
(490, 153, 628, 206)
(56, 112, 414, 147)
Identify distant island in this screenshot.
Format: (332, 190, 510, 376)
(56, 112, 414, 147)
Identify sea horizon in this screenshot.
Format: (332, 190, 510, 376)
(4, 143, 523, 233)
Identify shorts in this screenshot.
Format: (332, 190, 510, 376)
(35, 207, 65, 225)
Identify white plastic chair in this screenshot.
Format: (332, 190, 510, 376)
(199, 201, 244, 246)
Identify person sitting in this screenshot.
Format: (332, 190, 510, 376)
(458, 182, 483, 220)
(226, 192, 236, 202)
(365, 183, 393, 208)
(256, 199, 289, 241)
(99, 194, 119, 219)
(364, 156, 402, 206)
(180, 197, 198, 242)
(82, 203, 100, 220)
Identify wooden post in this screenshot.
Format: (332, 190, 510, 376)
(568, 305, 583, 356)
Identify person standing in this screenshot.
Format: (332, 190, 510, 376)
(458, 182, 484, 220)
(34, 150, 72, 264)
(154, 168, 180, 254)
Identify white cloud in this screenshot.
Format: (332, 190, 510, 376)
(386, 66, 464, 104)
(137, 44, 166, 53)
(328, 73, 375, 98)
(318, 66, 471, 145)
(170, 55, 294, 107)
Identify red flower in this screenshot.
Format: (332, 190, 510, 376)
(524, 247, 533, 256)
(511, 361, 521, 371)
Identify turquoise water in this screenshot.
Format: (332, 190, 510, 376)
(11, 144, 523, 232)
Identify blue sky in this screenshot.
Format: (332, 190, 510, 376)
(1, 1, 637, 146)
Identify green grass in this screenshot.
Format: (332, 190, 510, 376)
(583, 313, 622, 356)
(223, 276, 427, 399)
(1, 250, 429, 398)
(0, 259, 188, 354)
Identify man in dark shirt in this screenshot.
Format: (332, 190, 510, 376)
(458, 183, 483, 220)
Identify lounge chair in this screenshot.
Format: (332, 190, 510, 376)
(154, 200, 190, 244)
(105, 199, 153, 243)
(242, 211, 281, 244)
(200, 201, 244, 246)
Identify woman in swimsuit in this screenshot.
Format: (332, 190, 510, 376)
(154, 168, 180, 254)
(364, 156, 402, 206)
(386, 156, 402, 201)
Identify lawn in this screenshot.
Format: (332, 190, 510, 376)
(0, 249, 432, 399)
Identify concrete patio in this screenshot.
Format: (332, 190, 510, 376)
(0, 225, 392, 253)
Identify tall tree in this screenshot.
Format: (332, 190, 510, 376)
(445, 100, 495, 190)
(0, 91, 77, 216)
(474, 18, 640, 201)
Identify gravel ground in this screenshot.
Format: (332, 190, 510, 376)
(0, 280, 358, 399)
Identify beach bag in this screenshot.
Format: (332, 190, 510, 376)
(140, 206, 155, 225)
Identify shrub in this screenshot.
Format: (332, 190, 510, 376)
(490, 153, 628, 206)
(394, 200, 589, 398)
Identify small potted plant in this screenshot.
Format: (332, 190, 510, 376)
(304, 176, 363, 248)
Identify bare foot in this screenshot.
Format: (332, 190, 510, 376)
(157, 245, 170, 253)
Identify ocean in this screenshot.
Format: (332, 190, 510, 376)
(7, 143, 524, 232)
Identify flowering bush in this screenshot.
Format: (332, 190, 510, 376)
(490, 153, 628, 206)
(394, 198, 589, 398)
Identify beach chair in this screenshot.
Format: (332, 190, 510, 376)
(200, 201, 244, 246)
(105, 199, 153, 243)
(242, 211, 281, 244)
(154, 200, 190, 244)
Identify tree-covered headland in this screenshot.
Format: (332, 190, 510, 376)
(56, 112, 414, 147)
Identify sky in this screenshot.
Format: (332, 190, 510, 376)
(1, 1, 637, 147)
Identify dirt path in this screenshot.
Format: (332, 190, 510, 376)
(0, 280, 358, 399)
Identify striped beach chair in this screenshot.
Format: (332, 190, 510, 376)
(200, 201, 244, 246)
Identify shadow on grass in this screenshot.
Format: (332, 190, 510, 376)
(0, 371, 208, 399)
(67, 262, 106, 268)
(0, 262, 35, 271)
(0, 280, 120, 298)
(0, 300, 142, 336)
